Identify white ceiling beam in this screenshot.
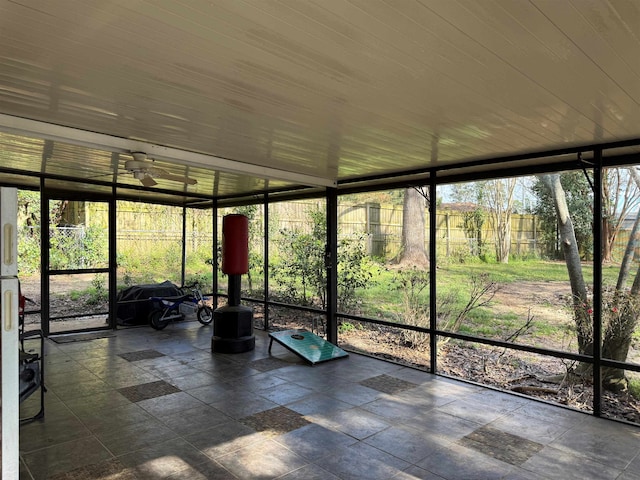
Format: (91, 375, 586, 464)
(0, 114, 337, 188)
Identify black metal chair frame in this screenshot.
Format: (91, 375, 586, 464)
(19, 282, 45, 424)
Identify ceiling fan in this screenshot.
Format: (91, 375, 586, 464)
(124, 152, 197, 187)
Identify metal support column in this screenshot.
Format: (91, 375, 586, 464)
(429, 177, 437, 373)
(263, 193, 270, 331)
(592, 150, 603, 416)
(181, 206, 187, 286)
(108, 187, 117, 329)
(326, 187, 338, 344)
(212, 199, 218, 309)
(40, 179, 49, 337)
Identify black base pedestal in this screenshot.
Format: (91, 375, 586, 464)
(211, 304, 255, 353)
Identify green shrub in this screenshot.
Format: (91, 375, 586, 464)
(270, 206, 374, 311)
(87, 274, 108, 305)
(338, 321, 356, 334)
(629, 378, 640, 399)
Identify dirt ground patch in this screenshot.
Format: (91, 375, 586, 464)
(20, 275, 109, 331)
(492, 280, 570, 324)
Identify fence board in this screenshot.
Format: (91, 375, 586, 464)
(85, 200, 544, 260)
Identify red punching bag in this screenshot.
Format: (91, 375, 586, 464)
(222, 214, 249, 275)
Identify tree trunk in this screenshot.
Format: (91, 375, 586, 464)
(602, 168, 640, 388)
(602, 229, 640, 389)
(495, 217, 511, 263)
(616, 212, 640, 291)
(540, 174, 591, 354)
(487, 179, 516, 264)
(601, 305, 636, 390)
(541, 170, 640, 390)
(618, 167, 640, 290)
(602, 219, 614, 263)
(396, 187, 428, 266)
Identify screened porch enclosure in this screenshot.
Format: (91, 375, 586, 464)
(14, 143, 640, 428)
(4, 2, 640, 478)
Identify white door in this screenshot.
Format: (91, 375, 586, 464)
(0, 187, 19, 479)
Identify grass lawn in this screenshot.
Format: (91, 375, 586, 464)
(353, 258, 638, 349)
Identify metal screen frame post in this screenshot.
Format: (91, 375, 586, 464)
(326, 187, 338, 344)
(212, 199, 218, 310)
(40, 178, 50, 337)
(429, 177, 437, 373)
(181, 205, 187, 287)
(592, 150, 603, 416)
(108, 187, 117, 329)
(263, 193, 269, 331)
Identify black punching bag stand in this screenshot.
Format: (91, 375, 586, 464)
(211, 274, 255, 353)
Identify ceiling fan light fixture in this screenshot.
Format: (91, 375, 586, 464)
(125, 151, 197, 187)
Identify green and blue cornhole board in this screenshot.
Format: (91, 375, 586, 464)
(268, 329, 348, 365)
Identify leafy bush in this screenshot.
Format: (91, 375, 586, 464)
(338, 321, 357, 334)
(392, 267, 432, 350)
(184, 272, 210, 290)
(49, 225, 108, 270)
(18, 226, 40, 274)
(271, 224, 324, 306)
(87, 274, 108, 305)
(270, 206, 375, 310)
(629, 378, 640, 400)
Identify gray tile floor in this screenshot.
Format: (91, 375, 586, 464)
(18, 320, 640, 480)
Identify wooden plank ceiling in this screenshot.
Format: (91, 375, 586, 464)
(0, 0, 639, 201)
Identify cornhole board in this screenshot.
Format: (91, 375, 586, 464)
(268, 329, 348, 365)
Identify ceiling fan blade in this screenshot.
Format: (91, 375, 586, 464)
(126, 154, 198, 186)
(153, 169, 198, 185)
(140, 175, 158, 187)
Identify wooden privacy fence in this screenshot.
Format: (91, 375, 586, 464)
(36, 199, 640, 264)
(79, 200, 542, 261)
(271, 201, 541, 260)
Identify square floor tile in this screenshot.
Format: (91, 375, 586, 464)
(256, 382, 314, 405)
(93, 418, 179, 457)
(216, 438, 308, 479)
(416, 443, 513, 480)
(365, 425, 449, 464)
(136, 391, 206, 416)
(210, 391, 279, 419)
(118, 349, 165, 362)
(359, 374, 417, 394)
(240, 406, 311, 435)
(312, 407, 390, 440)
(19, 415, 92, 453)
(275, 423, 357, 461)
(276, 463, 341, 480)
(116, 437, 211, 478)
(521, 445, 622, 480)
(47, 458, 136, 480)
(286, 393, 352, 416)
(161, 460, 237, 480)
(248, 356, 290, 372)
(316, 441, 410, 479)
(117, 380, 180, 402)
(184, 420, 263, 459)
(160, 404, 231, 435)
(459, 425, 544, 466)
(22, 437, 113, 480)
